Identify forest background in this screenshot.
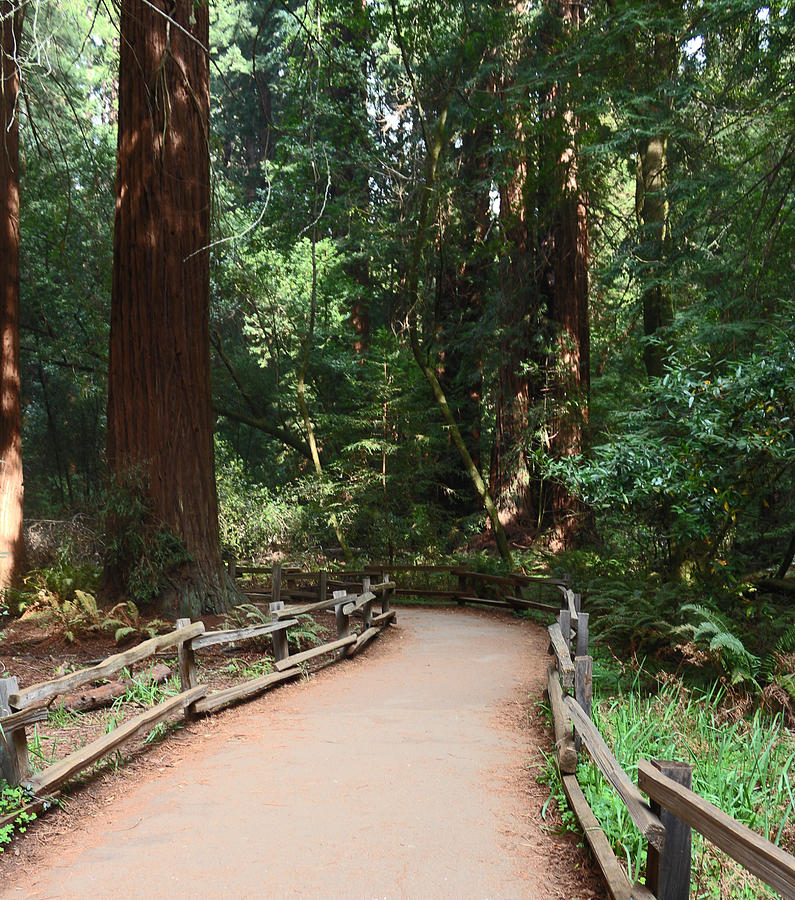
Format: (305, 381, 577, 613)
(0, 0, 793, 701)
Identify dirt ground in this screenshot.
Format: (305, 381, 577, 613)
(0, 606, 605, 899)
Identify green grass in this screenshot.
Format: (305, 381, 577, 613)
(225, 657, 274, 679)
(541, 670, 795, 898)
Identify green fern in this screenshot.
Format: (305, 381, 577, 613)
(759, 623, 795, 685)
(223, 603, 270, 628)
(101, 601, 167, 645)
(678, 604, 760, 686)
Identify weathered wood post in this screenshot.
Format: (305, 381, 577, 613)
(0, 677, 28, 785)
(227, 557, 237, 581)
(645, 759, 693, 900)
(176, 618, 199, 721)
(271, 563, 282, 606)
(575, 611, 589, 658)
(574, 656, 593, 751)
(361, 576, 372, 629)
(333, 589, 351, 658)
(269, 565, 288, 663)
(381, 572, 391, 614)
(558, 608, 572, 657)
(317, 570, 327, 604)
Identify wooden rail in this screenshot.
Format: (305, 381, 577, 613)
(0, 565, 398, 808)
(541, 573, 795, 900)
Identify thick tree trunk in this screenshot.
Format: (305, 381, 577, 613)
(535, 0, 590, 550)
(0, 2, 25, 593)
(547, 161, 590, 549)
(491, 111, 540, 536)
(106, 0, 237, 618)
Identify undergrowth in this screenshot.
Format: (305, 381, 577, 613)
(540, 662, 795, 899)
(0, 783, 42, 852)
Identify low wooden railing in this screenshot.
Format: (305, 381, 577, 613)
(543, 581, 795, 900)
(0, 568, 396, 825)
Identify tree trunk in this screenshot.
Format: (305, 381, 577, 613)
(535, 0, 590, 549)
(637, 131, 673, 377)
(105, 0, 237, 618)
(636, 21, 677, 378)
(547, 167, 590, 549)
(492, 108, 539, 536)
(0, 1, 25, 593)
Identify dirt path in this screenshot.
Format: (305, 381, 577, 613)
(0, 607, 603, 899)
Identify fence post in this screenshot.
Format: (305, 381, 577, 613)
(361, 576, 372, 629)
(176, 618, 199, 721)
(574, 656, 593, 751)
(333, 589, 350, 658)
(457, 571, 467, 606)
(318, 570, 327, 604)
(644, 759, 692, 900)
(227, 558, 237, 581)
(0, 677, 28, 786)
(558, 608, 572, 657)
(271, 562, 282, 606)
(575, 611, 589, 658)
(381, 572, 391, 614)
(269, 585, 289, 664)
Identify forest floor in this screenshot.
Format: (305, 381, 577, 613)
(0, 605, 606, 899)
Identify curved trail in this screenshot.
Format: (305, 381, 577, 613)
(0, 607, 601, 899)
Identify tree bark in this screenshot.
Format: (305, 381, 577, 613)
(105, 0, 237, 617)
(0, 1, 25, 593)
(492, 104, 539, 535)
(635, 17, 677, 378)
(546, 0, 590, 547)
(637, 130, 673, 377)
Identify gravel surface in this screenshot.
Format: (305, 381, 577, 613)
(0, 606, 604, 899)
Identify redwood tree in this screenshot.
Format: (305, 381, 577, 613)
(105, 0, 236, 617)
(0, 1, 25, 593)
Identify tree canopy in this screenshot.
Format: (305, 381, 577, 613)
(0, 0, 791, 616)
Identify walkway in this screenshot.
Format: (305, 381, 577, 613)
(0, 607, 601, 899)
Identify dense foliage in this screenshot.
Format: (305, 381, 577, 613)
(3, 0, 792, 666)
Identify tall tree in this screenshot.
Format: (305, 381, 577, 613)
(105, 0, 236, 617)
(540, 0, 590, 548)
(0, 0, 25, 591)
(633, 1, 677, 378)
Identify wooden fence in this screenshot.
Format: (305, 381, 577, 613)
(542, 581, 795, 900)
(3, 560, 794, 899)
(0, 568, 396, 826)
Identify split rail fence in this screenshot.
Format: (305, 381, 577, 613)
(0, 567, 396, 830)
(3, 559, 794, 900)
(541, 579, 795, 900)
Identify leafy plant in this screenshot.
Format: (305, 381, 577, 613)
(22, 556, 101, 608)
(286, 615, 323, 651)
(0, 783, 36, 851)
(677, 604, 760, 686)
(103, 468, 192, 606)
(102, 601, 168, 645)
(47, 704, 79, 728)
(31, 589, 104, 643)
(540, 667, 795, 897)
(118, 667, 181, 707)
(223, 602, 270, 629)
